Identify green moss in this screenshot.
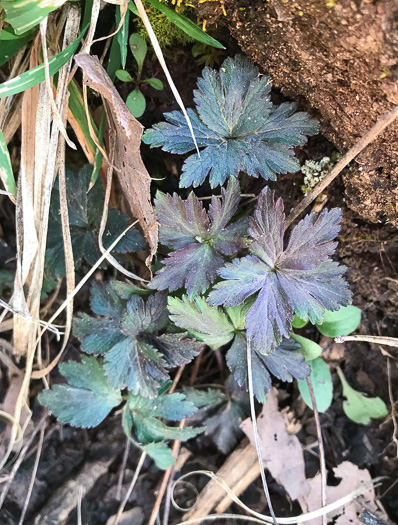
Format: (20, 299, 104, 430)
(136, 0, 197, 48)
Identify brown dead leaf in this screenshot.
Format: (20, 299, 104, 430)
(241, 387, 310, 501)
(300, 461, 378, 525)
(74, 54, 158, 266)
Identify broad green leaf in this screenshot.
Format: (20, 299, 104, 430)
(292, 314, 308, 329)
(141, 442, 174, 469)
(316, 305, 361, 337)
(0, 129, 16, 201)
(126, 88, 146, 118)
(0, 26, 36, 67)
(116, 69, 134, 82)
(144, 0, 225, 49)
(39, 356, 123, 428)
(337, 368, 388, 425)
(129, 33, 147, 71)
(291, 333, 322, 361)
(0, 0, 67, 34)
(123, 390, 203, 468)
(225, 299, 254, 331)
(167, 295, 234, 349)
(144, 56, 320, 189)
(0, 24, 88, 99)
(298, 357, 333, 413)
(146, 77, 164, 90)
(116, 5, 130, 69)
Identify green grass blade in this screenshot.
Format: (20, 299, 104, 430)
(0, 27, 36, 67)
(68, 79, 98, 158)
(0, 129, 17, 201)
(129, 0, 225, 49)
(0, 24, 88, 99)
(116, 6, 130, 69)
(0, 0, 67, 35)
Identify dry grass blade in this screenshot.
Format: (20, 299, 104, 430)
(30, 220, 139, 379)
(98, 150, 149, 281)
(306, 377, 327, 525)
(246, 339, 277, 525)
(173, 470, 380, 524)
(2, 7, 80, 471)
(112, 451, 147, 525)
(74, 53, 158, 266)
(133, 0, 200, 156)
(335, 335, 398, 348)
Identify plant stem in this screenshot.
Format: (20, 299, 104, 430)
(306, 377, 327, 525)
(247, 339, 278, 525)
(335, 334, 398, 348)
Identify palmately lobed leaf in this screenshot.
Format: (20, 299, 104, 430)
(45, 165, 146, 279)
(143, 55, 319, 188)
(167, 296, 235, 349)
(226, 334, 310, 404)
(150, 177, 248, 298)
(127, 391, 203, 446)
(209, 186, 352, 353)
(73, 281, 201, 398)
(39, 356, 122, 428)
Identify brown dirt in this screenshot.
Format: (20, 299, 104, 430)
(197, 0, 398, 226)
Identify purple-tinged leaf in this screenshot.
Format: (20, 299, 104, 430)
(151, 179, 247, 298)
(209, 187, 351, 353)
(227, 334, 310, 403)
(155, 190, 210, 250)
(151, 243, 223, 299)
(209, 255, 269, 307)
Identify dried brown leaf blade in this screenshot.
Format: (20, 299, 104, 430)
(241, 388, 310, 501)
(74, 53, 158, 265)
(301, 462, 378, 525)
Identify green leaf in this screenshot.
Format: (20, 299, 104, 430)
(67, 79, 98, 156)
(144, 0, 225, 49)
(126, 391, 202, 464)
(0, 24, 88, 98)
(74, 284, 201, 398)
(116, 5, 130, 69)
(126, 88, 146, 118)
(145, 77, 164, 90)
(116, 69, 134, 82)
(291, 333, 322, 361)
(167, 295, 234, 349)
(185, 377, 249, 455)
(0, 26, 36, 67)
(45, 165, 145, 279)
(298, 357, 333, 413)
(225, 299, 254, 331)
(0, 129, 16, 201)
(337, 368, 388, 425)
(38, 356, 123, 428)
(316, 305, 361, 337)
(0, 0, 67, 34)
(0, 269, 14, 296)
(292, 314, 308, 329)
(141, 442, 175, 469)
(129, 33, 147, 71)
